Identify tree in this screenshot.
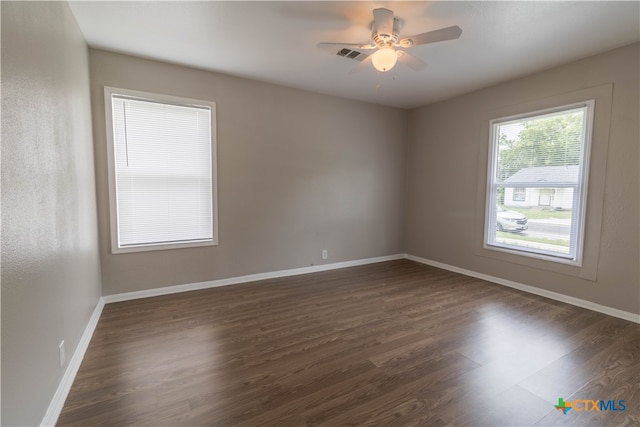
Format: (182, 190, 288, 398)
(497, 112, 583, 181)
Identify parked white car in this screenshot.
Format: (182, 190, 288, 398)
(496, 205, 528, 232)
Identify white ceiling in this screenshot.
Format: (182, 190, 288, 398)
(68, 1, 640, 109)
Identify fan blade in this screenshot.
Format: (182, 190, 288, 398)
(373, 8, 394, 36)
(400, 25, 462, 47)
(317, 42, 376, 50)
(349, 54, 373, 74)
(397, 51, 426, 71)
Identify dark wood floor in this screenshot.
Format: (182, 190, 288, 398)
(58, 260, 639, 426)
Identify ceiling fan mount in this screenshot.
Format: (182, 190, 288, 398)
(318, 8, 462, 73)
(371, 16, 402, 48)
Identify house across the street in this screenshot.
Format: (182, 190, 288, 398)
(504, 165, 578, 209)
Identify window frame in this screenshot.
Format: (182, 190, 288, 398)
(104, 86, 218, 254)
(512, 187, 526, 202)
(483, 100, 595, 266)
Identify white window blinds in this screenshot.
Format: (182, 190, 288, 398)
(110, 93, 214, 250)
(485, 102, 593, 263)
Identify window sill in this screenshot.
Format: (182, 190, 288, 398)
(111, 239, 217, 254)
(475, 243, 592, 280)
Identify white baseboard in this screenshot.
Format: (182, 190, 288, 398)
(405, 254, 640, 324)
(103, 254, 405, 303)
(38, 254, 402, 426)
(104, 252, 639, 324)
(40, 252, 637, 426)
(40, 297, 105, 427)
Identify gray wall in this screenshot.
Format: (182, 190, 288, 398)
(1, 2, 103, 426)
(1, 5, 637, 424)
(405, 43, 639, 315)
(89, 50, 407, 295)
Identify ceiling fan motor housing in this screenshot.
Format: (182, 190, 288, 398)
(372, 17, 402, 48)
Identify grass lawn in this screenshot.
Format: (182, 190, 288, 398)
(499, 206, 572, 220)
(497, 231, 570, 247)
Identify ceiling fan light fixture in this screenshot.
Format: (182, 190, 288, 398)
(318, 8, 462, 74)
(371, 48, 398, 72)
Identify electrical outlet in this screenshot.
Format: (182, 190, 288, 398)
(59, 341, 65, 368)
(321, 249, 328, 260)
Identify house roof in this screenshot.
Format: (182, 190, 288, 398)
(504, 165, 579, 183)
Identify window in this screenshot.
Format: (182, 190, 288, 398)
(485, 101, 594, 264)
(513, 187, 526, 202)
(104, 87, 217, 253)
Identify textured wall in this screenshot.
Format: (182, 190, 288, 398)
(405, 43, 639, 314)
(89, 50, 407, 295)
(1, 2, 103, 425)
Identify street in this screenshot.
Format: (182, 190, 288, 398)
(522, 218, 571, 240)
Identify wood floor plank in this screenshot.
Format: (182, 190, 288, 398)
(443, 384, 554, 426)
(518, 316, 637, 404)
(57, 260, 640, 426)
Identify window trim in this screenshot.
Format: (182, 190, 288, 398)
(512, 187, 526, 202)
(483, 100, 595, 266)
(473, 84, 612, 281)
(104, 86, 218, 254)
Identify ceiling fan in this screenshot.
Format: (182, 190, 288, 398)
(318, 8, 462, 73)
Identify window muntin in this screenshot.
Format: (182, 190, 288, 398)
(105, 87, 217, 253)
(513, 187, 526, 202)
(485, 102, 593, 264)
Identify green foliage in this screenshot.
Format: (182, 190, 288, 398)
(498, 112, 583, 180)
(496, 232, 570, 248)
